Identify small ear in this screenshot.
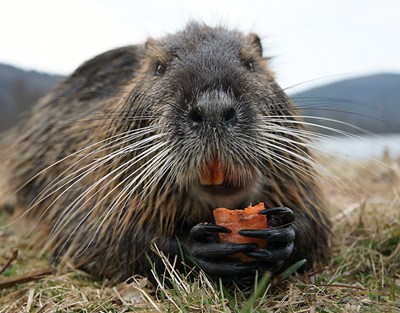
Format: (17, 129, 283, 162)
(246, 33, 263, 56)
(65, 45, 144, 101)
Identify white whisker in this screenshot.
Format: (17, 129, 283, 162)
(44, 133, 168, 248)
(47, 138, 170, 255)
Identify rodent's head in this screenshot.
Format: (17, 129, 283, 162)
(118, 23, 308, 210)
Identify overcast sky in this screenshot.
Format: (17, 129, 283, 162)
(1, 0, 399, 92)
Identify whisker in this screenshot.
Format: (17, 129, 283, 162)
(54, 141, 171, 257)
(97, 146, 174, 239)
(3, 127, 155, 229)
(262, 115, 373, 137)
(46, 137, 169, 254)
(25, 126, 162, 211)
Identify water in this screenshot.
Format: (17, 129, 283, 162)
(317, 133, 400, 159)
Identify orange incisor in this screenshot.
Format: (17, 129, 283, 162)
(200, 159, 225, 185)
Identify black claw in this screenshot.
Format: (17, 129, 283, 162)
(259, 207, 295, 226)
(245, 242, 294, 263)
(238, 227, 295, 243)
(189, 223, 230, 242)
(191, 223, 231, 234)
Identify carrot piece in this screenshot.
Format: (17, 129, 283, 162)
(213, 203, 268, 262)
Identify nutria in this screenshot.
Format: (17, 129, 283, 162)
(2, 23, 331, 284)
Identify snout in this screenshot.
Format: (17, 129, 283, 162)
(187, 90, 238, 130)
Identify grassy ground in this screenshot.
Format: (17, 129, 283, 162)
(0, 156, 399, 312)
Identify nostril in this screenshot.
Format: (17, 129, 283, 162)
(188, 105, 237, 128)
(188, 108, 203, 125)
(223, 108, 237, 126)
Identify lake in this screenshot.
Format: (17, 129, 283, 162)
(317, 133, 400, 159)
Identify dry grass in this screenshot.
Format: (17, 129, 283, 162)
(1, 156, 400, 312)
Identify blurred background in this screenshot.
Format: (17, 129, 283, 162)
(1, 0, 399, 158)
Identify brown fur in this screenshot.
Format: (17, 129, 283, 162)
(2, 23, 331, 282)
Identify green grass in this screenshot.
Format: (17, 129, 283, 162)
(1, 158, 400, 312)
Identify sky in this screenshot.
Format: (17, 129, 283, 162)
(1, 0, 399, 92)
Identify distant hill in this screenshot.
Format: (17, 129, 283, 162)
(0, 63, 63, 131)
(0, 62, 399, 135)
(292, 73, 400, 135)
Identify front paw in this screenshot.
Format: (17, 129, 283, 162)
(183, 223, 260, 282)
(238, 207, 296, 271)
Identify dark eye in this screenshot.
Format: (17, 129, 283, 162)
(244, 60, 255, 72)
(155, 62, 166, 76)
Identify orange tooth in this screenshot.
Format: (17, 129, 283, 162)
(199, 172, 213, 185)
(199, 159, 225, 186)
(212, 159, 224, 185)
(200, 160, 213, 185)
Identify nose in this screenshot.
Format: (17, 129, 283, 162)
(188, 91, 237, 128)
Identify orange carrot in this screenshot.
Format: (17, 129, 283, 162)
(213, 203, 268, 262)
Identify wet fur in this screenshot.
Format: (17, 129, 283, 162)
(3, 23, 330, 282)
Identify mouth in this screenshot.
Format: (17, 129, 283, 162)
(199, 158, 246, 196)
(194, 158, 261, 209)
(199, 158, 225, 186)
